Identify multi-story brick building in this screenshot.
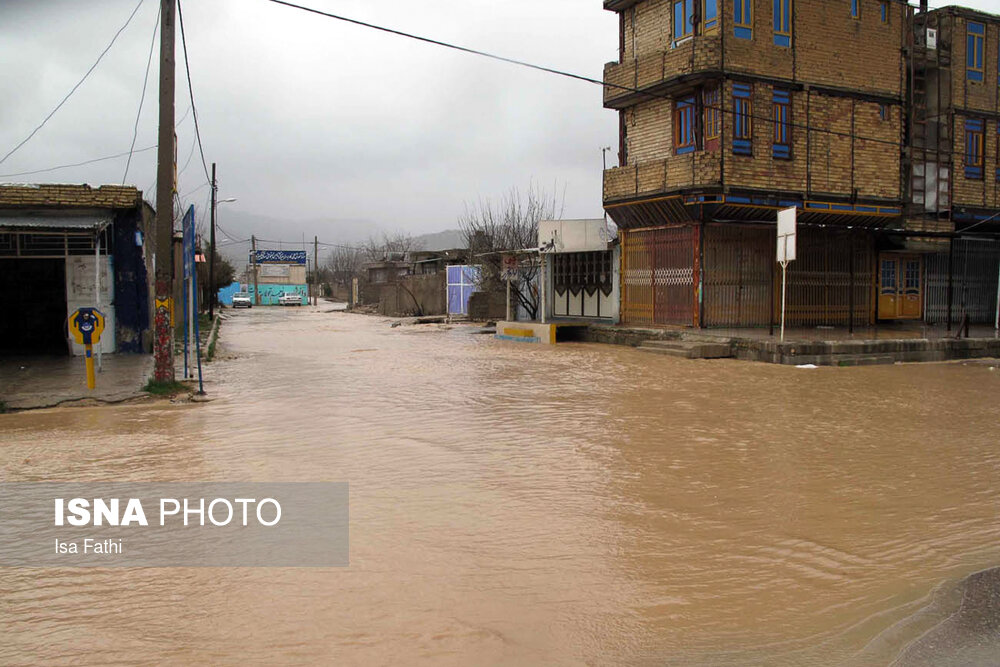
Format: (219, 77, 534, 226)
(602, 0, 1000, 328)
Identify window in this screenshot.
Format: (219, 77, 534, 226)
(772, 89, 791, 158)
(673, 0, 694, 44)
(774, 0, 791, 46)
(851, 0, 859, 19)
(965, 118, 984, 179)
(880, 2, 888, 23)
(967, 22, 984, 82)
(674, 96, 698, 155)
(733, 84, 753, 155)
(704, 0, 719, 31)
(734, 0, 752, 39)
(703, 87, 721, 144)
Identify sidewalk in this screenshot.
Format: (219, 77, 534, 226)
(0, 354, 153, 410)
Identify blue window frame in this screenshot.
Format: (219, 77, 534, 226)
(734, 0, 752, 39)
(704, 0, 719, 31)
(774, 0, 791, 46)
(733, 84, 753, 155)
(851, 0, 859, 19)
(674, 96, 697, 155)
(673, 0, 694, 44)
(772, 89, 791, 158)
(880, 1, 888, 23)
(965, 118, 984, 179)
(967, 22, 984, 82)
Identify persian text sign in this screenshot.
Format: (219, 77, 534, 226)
(0, 483, 348, 567)
(252, 250, 307, 265)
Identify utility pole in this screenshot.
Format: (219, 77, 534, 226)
(153, 0, 176, 383)
(251, 235, 258, 305)
(313, 236, 319, 306)
(208, 162, 217, 320)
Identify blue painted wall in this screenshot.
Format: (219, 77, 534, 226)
(111, 210, 150, 353)
(252, 284, 307, 305)
(217, 281, 241, 306)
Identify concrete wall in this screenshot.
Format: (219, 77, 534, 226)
(65, 255, 116, 356)
(469, 290, 507, 321)
(368, 273, 446, 316)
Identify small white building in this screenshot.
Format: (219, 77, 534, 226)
(539, 218, 619, 323)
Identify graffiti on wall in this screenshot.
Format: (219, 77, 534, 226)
(252, 284, 307, 305)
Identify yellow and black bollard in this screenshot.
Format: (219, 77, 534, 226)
(69, 308, 106, 390)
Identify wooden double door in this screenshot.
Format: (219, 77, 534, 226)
(878, 253, 922, 319)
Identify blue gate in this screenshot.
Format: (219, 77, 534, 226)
(447, 265, 480, 315)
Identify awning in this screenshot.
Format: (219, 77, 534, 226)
(0, 214, 113, 232)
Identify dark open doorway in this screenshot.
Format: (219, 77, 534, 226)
(0, 258, 68, 355)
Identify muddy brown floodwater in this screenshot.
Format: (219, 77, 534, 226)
(2, 307, 1000, 666)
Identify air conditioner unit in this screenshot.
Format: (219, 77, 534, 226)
(926, 27, 938, 50)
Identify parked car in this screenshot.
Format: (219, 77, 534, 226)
(232, 292, 252, 309)
(279, 292, 303, 306)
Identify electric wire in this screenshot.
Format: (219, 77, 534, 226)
(0, 146, 157, 179)
(176, 0, 213, 186)
(0, 0, 147, 167)
(123, 3, 161, 185)
(265, 0, 917, 152)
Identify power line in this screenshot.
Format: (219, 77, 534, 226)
(0, 0, 147, 167)
(264, 0, 911, 152)
(176, 0, 213, 186)
(0, 103, 193, 181)
(123, 3, 161, 185)
(0, 145, 157, 179)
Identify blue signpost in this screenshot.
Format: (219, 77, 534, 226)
(181, 205, 204, 394)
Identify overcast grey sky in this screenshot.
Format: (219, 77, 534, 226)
(0, 0, 996, 243)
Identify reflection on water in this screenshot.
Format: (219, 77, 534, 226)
(2, 307, 999, 665)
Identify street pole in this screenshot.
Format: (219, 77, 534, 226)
(153, 0, 176, 383)
(251, 235, 258, 305)
(209, 162, 217, 320)
(314, 235, 319, 306)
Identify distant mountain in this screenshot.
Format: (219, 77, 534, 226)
(412, 228, 466, 251)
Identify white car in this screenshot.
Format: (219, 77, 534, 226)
(231, 292, 252, 308)
(279, 292, 303, 306)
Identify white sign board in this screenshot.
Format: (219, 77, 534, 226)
(538, 219, 610, 254)
(777, 207, 797, 263)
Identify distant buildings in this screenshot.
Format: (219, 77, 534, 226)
(602, 0, 1000, 328)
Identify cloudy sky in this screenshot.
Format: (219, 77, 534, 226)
(0, 0, 995, 248)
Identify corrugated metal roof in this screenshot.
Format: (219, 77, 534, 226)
(0, 215, 112, 231)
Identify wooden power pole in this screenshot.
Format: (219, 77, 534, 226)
(251, 235, 258, 305)
(153, 0, 176, 382)
(208, 162, 217, 319)
(313, 236, 319, 306)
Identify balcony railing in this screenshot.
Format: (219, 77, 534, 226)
(604, 35, 722, 108)
(604, 153, 722, 202)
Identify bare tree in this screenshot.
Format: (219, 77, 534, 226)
(459, 184, 563, 320)
(325, 246, 363, 285)
(362, 232, 424, 262)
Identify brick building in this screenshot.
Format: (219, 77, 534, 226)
(0, 184, 154, 355)
(602, 0, 1000, 328)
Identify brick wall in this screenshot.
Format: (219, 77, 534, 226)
(720, 0, 905, 97)
(949, 14, 999, 115)
(953, 113, 999, 209)
(0, 184, 142, 210)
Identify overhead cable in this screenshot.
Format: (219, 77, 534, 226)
(0, 0, 147, 167)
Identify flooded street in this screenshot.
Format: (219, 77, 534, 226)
(2, 306, 1000, 665)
